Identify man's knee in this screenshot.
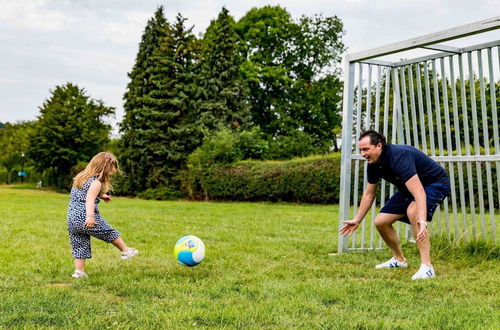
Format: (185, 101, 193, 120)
(406, 202, 418, 223)
(375, 214, 393, 228)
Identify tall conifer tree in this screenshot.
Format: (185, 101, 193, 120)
(120, 9, 202, 193)
(198, 7, 251, 130)
(120, 7, 169, 193)
(143, 13, 202, 188)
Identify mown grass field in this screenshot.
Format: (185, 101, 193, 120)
(0, 185, 498, 329)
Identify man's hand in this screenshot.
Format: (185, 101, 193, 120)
(339, 219, 361, 236)
(85, 216, 96, 228)
(416, 221, 428, 242)
(102, 193, 111, 203)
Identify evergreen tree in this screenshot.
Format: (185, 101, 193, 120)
(198, 7, 251, 131)
(28, 83, 114, 189)
(143, 13, 202, 188)
(120, 7, 170, 193)
(120, 9, 202, 193)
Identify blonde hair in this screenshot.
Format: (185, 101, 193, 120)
(73, 152, 120, 195)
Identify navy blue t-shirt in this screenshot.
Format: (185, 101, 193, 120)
(367, 144, 449, 196)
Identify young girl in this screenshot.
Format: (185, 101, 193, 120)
(67, 152, 138, 278)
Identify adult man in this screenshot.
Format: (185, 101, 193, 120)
(340, 130, 450, 280)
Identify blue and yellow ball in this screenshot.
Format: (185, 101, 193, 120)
(174, 235, 205, 267)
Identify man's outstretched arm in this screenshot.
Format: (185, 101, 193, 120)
(340, 183, 377, 236)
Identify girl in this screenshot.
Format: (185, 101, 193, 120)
(67, 152, 138, 278)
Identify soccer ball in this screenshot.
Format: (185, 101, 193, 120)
(174, 235, 205, 267)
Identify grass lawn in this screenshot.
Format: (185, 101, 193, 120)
(0, 185, 498, 329)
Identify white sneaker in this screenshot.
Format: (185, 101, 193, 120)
(412, 264, 436, 280)
(375, 257, 408, 269)
(71, 270, 88, 278)
(121, 248, 138, 260)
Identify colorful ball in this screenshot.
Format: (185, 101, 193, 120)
(174, 235, 205, 267)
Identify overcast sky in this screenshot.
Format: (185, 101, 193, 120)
(1, 0, 498, 133)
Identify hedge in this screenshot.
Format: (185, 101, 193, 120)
(183, 154, 341, 204)
(183, 152, 499, 207)
(0, 168, 42, 185)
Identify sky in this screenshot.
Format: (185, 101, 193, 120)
(1, 0, 499, 134)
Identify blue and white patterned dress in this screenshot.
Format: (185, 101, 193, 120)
(67, 177, 120, 259)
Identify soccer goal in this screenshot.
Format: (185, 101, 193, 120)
(338, 17, 500, 253)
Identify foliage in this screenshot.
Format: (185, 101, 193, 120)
(360, 65, 500, 154)
(1, 186, 498, 329)
(119, 6, 170, 194)
(120, 8, 202, 194)
(235, 6, 344, 153)
(118, 5, 345, 196)
(136, 186, 183, 200)
(267, 130, 320, 160)
(0, 121, 35, 183)
(27, 83, 114, 190)
(185, 153, 341, 203)
(184, 127, 268, 199)
(198, 7, 251, 130)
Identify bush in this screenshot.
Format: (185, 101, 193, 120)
(185, 127, 269, 200)
(267, 130, 326, 160)
(137, 186, 183, 200)
(184, 153, 341, 203)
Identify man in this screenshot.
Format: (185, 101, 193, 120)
(340, 130, 450, 280)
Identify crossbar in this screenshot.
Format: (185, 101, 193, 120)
(347, 16, 500, 62)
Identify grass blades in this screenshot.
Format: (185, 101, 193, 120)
(0, 186, 498, 329)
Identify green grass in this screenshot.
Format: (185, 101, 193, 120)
(0, 186, 498, 329)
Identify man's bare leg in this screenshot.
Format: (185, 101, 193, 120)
(407, 202, 431, 266)
(375, 213, 407, 262)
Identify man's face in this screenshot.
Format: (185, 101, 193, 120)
(358, 136, 383, 163)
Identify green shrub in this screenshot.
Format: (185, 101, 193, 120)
(137, 186, 183, 200)
(185, 127, 269, 200)
(267, 130, 326, 160)
(184, 153, 341, 203)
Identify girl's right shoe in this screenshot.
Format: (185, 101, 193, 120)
(71, 270, 88, 278)
(121, 248, 138, 260)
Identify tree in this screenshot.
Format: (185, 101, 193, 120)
(28, 83, 114, 189)
(235, 6, 344, 155)
(198, 7, 251, 131)
(120, 9, 202, 193)
(362, 65, 500, 154)
(0, 121, 34, 183)
(143, 13, 202, 189)
(120, 6, 170, 194)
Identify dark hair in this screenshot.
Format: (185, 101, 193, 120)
(359, 130, 386, 147)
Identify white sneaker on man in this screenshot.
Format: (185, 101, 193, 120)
(71, 270, 88, 278)
(412, 264, 436, 280)
(375, 257, 408, 269)
(121, 248, 138, 260)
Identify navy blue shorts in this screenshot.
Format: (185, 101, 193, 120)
(380, 180, 451, 224)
